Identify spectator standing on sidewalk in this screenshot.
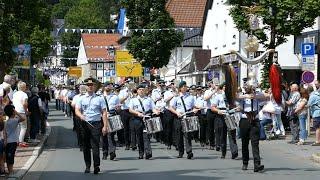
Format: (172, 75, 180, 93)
(286, 83, 301, 144)
(28, 87, 43, 143)
(3, 105, 27, 175)
(294, 88, 309, 145)
(55, 86, 61, 110)
(307, 80, 320, 146)
(38, 85, 50, 134)
(12, 81, 29, 147)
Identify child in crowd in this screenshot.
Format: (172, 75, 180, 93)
(4, 105, 26, 174)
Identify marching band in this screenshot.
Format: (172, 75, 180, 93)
(66, 77, 267, 174)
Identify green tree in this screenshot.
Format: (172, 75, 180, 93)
(228, 0, 320, 88)
(51, 0, 79, 19)
(0, 0, 52, 81)
(123, 0, 183, 68)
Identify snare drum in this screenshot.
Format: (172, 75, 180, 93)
(224, 114, 238, 131)
(181, 116, 199, 133)
(144, 117, 163, 134)
(107, 115, 124, 132)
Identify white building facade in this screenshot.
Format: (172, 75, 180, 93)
(202, 0, 304, 86)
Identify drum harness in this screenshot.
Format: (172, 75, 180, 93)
(180, 96, 192, 118)
(137, 98, 158, 133)
(242, 94, 259, 123)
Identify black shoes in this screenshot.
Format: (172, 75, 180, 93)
(94, 167, 100, 174)
(254, 165, 264, 172)
(242, 164, 248, 170)
(132, 146, 137, 151)
(139, 154, 144, 159)
(287, 141, 298, 144)
(216, 146, 220, 151)
(177, 152, 183, 158)
(145, 154, 152, 160)
(110, 152, 116, 161)
(125, 145, 130, 150)
(84, 167, 90, 173)
(187, 152, 193, 159)
(220, 155, 225, 159)
(102, 152, 108, 160)
(231, 153, 238, 159)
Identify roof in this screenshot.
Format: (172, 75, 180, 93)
(178, 49, 211, 74)
(166, 0, 208, 28)
(81, 34, 120, 62)
(182, 28, 202, 47)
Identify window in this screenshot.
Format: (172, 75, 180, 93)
(91, 63, 96, 70)
(109, 63, 115, 70)
(104, 63, 109, 69)
(97, 63, 103, 70)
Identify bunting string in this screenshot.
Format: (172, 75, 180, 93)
(50, 45, 121, 50)
(59, 27, 200, 34)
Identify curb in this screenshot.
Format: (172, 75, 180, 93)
(8, 123, 52, 180)
(311, 153, 320, 163)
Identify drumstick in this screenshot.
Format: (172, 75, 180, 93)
(180, 111, 193, 118)
(84, 120, 95, 128)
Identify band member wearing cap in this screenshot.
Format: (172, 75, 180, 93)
(169, 81, 199, 159)
(118, 80, 133, 150)
(163, 80, 177, 149)
(237, 85, 265, 172)
(151, 80, 165, 142)
(129, 83, 160, 159)
(102, 81, 120, 161)
(210, 83, 238, 159)
(195, 85, 207, 147)
(71, 85, 87, 151)
(75, 78, 109, 174)
(151, 80, 165, 103)
(204, 81, 217, 150)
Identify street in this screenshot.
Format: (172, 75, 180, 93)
(23, 105, 320, 180)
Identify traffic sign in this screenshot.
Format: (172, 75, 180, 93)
(302, 57, 315, 63)
(301, 43, 315, 57)
(115, 51, 142, 77)
(68, 66, 82, 78)
(302, 71, 315, 84)
(302, 63, 315, 71)
(144, 67, 150, 80)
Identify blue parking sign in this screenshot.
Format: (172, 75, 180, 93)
(301, 43, 315, 57)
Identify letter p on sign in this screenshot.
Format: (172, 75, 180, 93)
(301, 43, 315, 57)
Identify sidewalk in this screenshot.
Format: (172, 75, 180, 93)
(0, 126, 52, 180)
(261, 131, 320, 164)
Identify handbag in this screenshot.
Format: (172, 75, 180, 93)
(262, 101, 275, 113)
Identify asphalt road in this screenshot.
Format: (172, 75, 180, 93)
(23, 106, 320, 180)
